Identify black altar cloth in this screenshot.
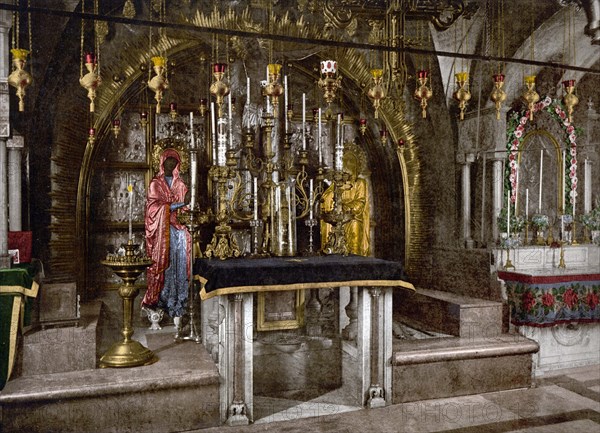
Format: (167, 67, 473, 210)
(194, 255, 415, 300)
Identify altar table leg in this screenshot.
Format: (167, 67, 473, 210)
(219, 293, 253, 425)
(357, 287, 392, 408)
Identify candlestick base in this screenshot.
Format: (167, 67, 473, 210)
(558, 245, 566, 269)
(304, 218, 319, 256)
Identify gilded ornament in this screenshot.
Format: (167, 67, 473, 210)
(122, 0, 136, 18)
(367, 69, 385, 119)
(148, 56, 169, 114)
(413, 70, 433, 119)
(79, 54, 102, 113)
(209, 63, 230, 118)
(453, 71, 471, 120)
(265, 63, 284, 114)
(8, 48, 32, 112)
(562, 79, 578, 123)
(318, 60, 342, 105)
(522, 75, 540, 121)
(490, 73, 507, 120)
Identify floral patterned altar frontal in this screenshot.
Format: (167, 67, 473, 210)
(499, 271, 600, 327)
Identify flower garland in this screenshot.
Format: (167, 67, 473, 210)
(505, 96, 581, 215)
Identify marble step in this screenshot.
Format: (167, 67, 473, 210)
(394, 288, 503, 338)
(18, 301, 104, 376)
(0, 333, 220, 433)
(392, 334, 539, 403)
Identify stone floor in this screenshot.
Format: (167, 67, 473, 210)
(195, 363, 600, 433)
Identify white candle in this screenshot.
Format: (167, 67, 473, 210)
(284, 75, 288, 133)
(335, 113, 342, 171)
(228, 93, 233, 150)
(309, 179, 314, 219)
(190, 152, 197, 209)
(562, 150, 566, 213)
(302, 93, 306, 151)
(538, 149, 543, 213)
(246, 76, 250, 105)
(189, 111, 195, 148)
(585, 159, 591, 214)
(211, 102, 217, 164)
(525, 188, 529, 218)
(253, 177, 258, 220)
(515, 165, 519, 212)
(318, 108, 322, 166)
(507, 193, 510, 237)
(128, 175, 133, 241)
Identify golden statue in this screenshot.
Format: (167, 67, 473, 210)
(321, 144, 370, 256)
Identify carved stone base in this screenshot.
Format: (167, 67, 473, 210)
(367, 385, 385, 408)
(226, 402, 249, 426)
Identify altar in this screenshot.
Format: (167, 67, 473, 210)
(496, 244, 600, 373)
(194, 254, 414, 426)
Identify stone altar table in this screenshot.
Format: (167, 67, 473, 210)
(498, 267, 600, 373)
(194, 255, 414, 426)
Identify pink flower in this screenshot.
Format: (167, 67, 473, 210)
(570, 148, 577, 156)
(542, 293, 555, 307)
(520, 117, 528, 125)
(512, 139, 520, 147)
(567, 125, 575, 133)
(563, 120, 570, 127)
(563, 288, 579, 309)
(522, 291, 536, 312)
(515, 129, 523, 138)
(571, 177, 578, 186)
(559, 111, 566, 120)
(509, 153, 516, 161)
(586, 292, 599, 310)
(569, 133, 576, 143)
(544, 96, 552, 106)
(555, 106, 562, 114)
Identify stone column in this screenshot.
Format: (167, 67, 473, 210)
(7, 135, 24, 231)
(0, 10, 11, 268)
(492, 155, 505, 242)
(458, 152, 475, 249)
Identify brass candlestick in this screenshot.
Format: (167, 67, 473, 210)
(100, 240, 155, 368)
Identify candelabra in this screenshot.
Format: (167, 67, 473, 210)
(321, 170, 353, 256)
(177, 207, 211, 342)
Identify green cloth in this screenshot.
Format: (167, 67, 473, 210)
(0, 267, 39, 390)
(0, 294, 22, 390)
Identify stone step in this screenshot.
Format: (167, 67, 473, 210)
(392, 334, 539, 403)
(0, 333, 221, 433)
(19, 301, 104, 376)
(394, 288, 503, 338)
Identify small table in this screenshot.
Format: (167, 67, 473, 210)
(194, 255, 414, 426)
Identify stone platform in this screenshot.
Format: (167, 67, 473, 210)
(0, 333, 220, 433)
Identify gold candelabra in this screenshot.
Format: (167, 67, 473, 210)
(367, 69, 386, 119)
(8, 49, 32, 112)
(453, 72, 471, 120)
(490, 73, 507, 120)
(413, 70, 433, 119)
(522, 75, 540, 121)
(562, 79, 579, 123)
(148, 56, 169, 113)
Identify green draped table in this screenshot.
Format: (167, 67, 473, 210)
(0, 267, 39, 390)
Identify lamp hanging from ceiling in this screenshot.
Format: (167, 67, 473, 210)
(8, 1, 32, 112)
(79, 0, 102, 113)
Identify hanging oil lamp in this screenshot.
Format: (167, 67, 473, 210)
(562, 80, 578, 123)
(139, 111, 148, 129)
(199, 98, 208, 117)
(490, 73, 507, 120)
(453, 71, 471, 120)
(209, 63, 230, 118)
(8, 48, 32, 112)
(88, 127, 96, 145)
(80, 53, 102, 113)
(112, 119, 121, 138)
(265, 63, 284, 114)
(367, 69, 386, 119)
(359, 118, 367, 135)
(148, 56, 169, 114)
(413, 70, 433, 119)
(522, 75, 539, 121)
(318, 60, 342, 105)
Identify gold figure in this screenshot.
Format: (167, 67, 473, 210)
(321, 146, 370, 256)
(490, 73, 507, 120)
(148, 56, 169, 114)
(8, 48, 32, 112)
(562, 79, 578, 123)
(522, 75, 539, 121)
(453, 71, 471, 120)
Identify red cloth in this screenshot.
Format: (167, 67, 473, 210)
(142, 149, 191, 308)
(8, 231, 32, 263)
